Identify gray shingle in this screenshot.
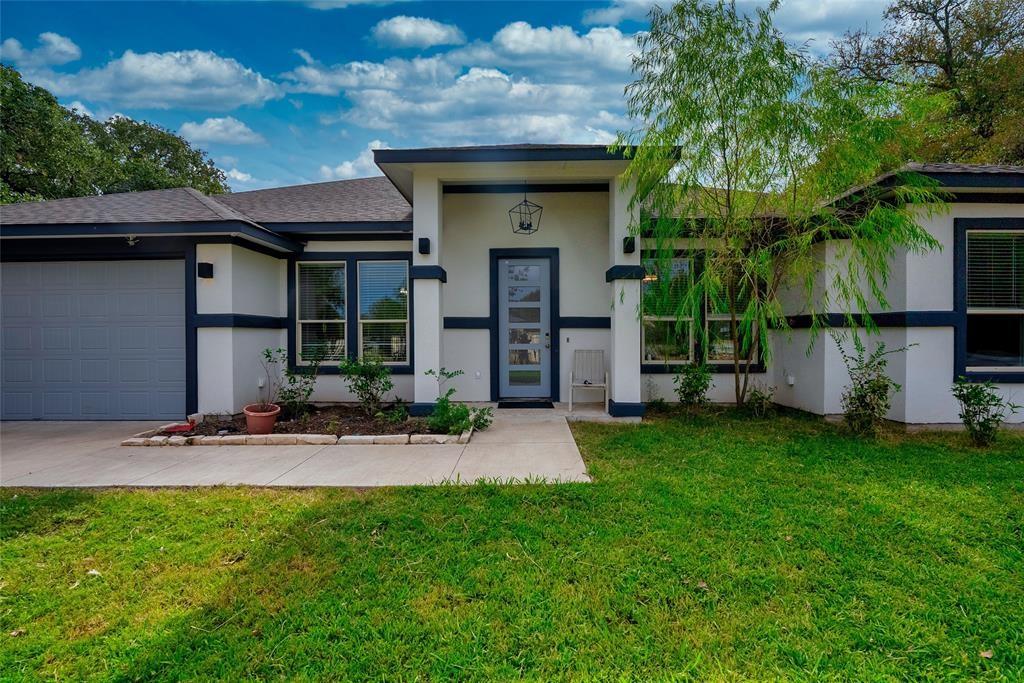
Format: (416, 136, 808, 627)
(216, 176, 411, 224)
(0, 187, 247, 225)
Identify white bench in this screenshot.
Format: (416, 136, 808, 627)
(569, 349, 608, 413)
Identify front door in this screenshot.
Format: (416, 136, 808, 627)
(498, 258, 551, 398)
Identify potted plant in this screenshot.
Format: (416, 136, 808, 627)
(243, 348, 284, 434)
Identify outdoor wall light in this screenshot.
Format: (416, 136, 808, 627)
(509, 187, 542, 235)
(197, 262, 214, 279)
(418, 237, 431, 255)
(623, 236, 636, 254)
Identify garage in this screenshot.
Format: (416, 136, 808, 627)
(1, 259, 186, 420)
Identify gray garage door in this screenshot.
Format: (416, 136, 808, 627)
(2, 260, 186, 420)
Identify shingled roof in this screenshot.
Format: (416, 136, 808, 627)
(0, 187, 257, 226)
(216, 176, 411, 225)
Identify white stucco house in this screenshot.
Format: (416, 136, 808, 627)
(1, 145, 1021, 423)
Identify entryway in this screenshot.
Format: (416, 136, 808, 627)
(497, 257, 552, 400)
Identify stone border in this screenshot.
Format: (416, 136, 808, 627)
(121, 430, 473, 447)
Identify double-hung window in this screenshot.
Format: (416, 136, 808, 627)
(966, 231, 1024, 371)
(642, 255, 694, 364)
(358, 261, 409, 364)
(297, 263, 347, 364)
(705, 280, 756, 364)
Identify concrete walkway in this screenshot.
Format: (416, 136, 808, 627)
(0, 408, 593, 487)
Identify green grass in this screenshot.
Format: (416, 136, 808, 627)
(2, 410, 1022, 681)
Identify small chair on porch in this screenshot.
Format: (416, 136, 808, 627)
(569, 350, 608, 413)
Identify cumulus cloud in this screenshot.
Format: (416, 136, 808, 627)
(0, 32, 81, 67)
(583, 0, 661, 26)
(226, 168, 253, 182)
(319, 140, 389, 180)
(18, 48, 280, 110)
(180, 116, 265, 144)
(372, 16, 465, 48)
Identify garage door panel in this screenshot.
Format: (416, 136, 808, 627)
(1, 260, 185, 420)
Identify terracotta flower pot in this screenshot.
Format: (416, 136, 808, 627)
(243, 403, 281, 435)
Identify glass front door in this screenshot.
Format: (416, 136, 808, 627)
(498, 258, 551, 398)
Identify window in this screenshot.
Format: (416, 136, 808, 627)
(358, 261, 409, 364)
(704, 281, 756, 364)
(642, 255, 694, 363)
(966, 231, 1024, 370)
(297, 263, 346, 363)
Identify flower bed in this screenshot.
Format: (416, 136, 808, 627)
(121, 405, 472, 447)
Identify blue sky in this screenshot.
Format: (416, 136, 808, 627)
(1, 0, 886, 191)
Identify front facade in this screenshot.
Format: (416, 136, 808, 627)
(1, 147, 1021, 423)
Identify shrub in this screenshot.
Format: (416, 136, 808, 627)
(260, 347, 323, 418)
(951, 378, 1021, 447)
(673, 363, 712, 407)
(837, 335, 905, 436)
(425, 367, 494, 435)
(745, 383, 776, 418)
(339, 356, 394, 416)
(376, 400, 409, 425)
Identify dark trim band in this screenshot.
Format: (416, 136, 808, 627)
(444, 183, 608, 194)
(444, 317, 490, 329)
(785, 311, 960, 329)
(265, 221, 412, 234)
(605, 265, 645, 282)
(410, 265, 448, 282)
(559, 316, 611, 329)
(193, 314, 287, 329)
(443, 315, 611, 330)
(608, 400, 646, 417)
(376, 147, 630, 164)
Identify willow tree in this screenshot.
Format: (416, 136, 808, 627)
(615, 0, 945, 405)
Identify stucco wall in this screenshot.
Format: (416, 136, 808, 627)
(440, 191, 613, 401)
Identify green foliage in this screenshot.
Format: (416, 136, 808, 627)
(424, 368, 494, 434)
(261, 348, 323, 418)
(0, 65, 228, 204)
(673, 363, 712, 407)
(837, 335, 905, 436)
(951, 377, 1021, 447)
(617, 0, 943, 405)
(376, 400, 409, 426)
(339, 356, 394, 417)
(745, 383, 777, 418)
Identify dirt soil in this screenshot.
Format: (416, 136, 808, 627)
(168, 405, 433, 437)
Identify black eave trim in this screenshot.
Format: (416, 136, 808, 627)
(410, 265, 447, 282)
(605, 265, 645, 282)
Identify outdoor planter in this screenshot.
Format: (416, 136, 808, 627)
(243, 403, 281, 434)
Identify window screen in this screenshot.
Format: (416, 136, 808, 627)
(358, 261, 408, 364)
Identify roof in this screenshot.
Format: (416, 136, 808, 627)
(216, 176, 411, 225)
(829, 162, 1024, 207)
(374, 143, 630, 164)
(0, 187, 256, 226)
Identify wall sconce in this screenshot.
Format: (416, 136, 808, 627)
(623, 236, 636, 254)
(197, 262, 214, 279)
(418, 237, 431, 255)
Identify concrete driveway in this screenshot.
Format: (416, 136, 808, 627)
(0, 409, 591, 487)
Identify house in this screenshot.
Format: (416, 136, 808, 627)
(1, 146, 1021, 424)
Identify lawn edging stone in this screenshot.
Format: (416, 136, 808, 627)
(122, 428, 472, 447)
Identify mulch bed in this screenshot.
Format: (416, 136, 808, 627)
(167, 404, 434, 437)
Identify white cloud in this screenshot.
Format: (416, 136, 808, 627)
(226, 168, 253, 182)
(0, 32, 81, 67)
(372, 16, 465, 48)
(66, 100, 94, 118)
(306, 0, 407, 9)
(319, 139, 389, 180)
(180, 116, 264, 144)
(20, 48, 280, 110)
(583, 0, 661, 26)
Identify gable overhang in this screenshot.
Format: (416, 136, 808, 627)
(0, 220, 303, 253)
(374, 147, 633, 203)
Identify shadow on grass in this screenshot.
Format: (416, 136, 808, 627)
(0, 488, 97, 541)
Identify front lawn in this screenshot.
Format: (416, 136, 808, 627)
(2, 411, 1022, 680)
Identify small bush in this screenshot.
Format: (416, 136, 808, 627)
(261, 347, 323, 418)
(837, 335, 904, 436)
(745, 383, 776, 418)
(425, 368, 494, 435)
(376, 400, 409, 426)
(673, 363, 712, 407)
(339, 357, 394, 416)
(951, 378, 1021, 447)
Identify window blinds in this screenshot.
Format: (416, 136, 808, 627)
(968, 232, 1024, 309)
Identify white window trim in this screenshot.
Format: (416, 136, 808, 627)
(357, 260, 409, 366)
(966, 229, 1024, 371)
(296, 261, 347, 366)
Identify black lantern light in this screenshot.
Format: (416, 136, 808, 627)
(508, 188, 542, 235)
